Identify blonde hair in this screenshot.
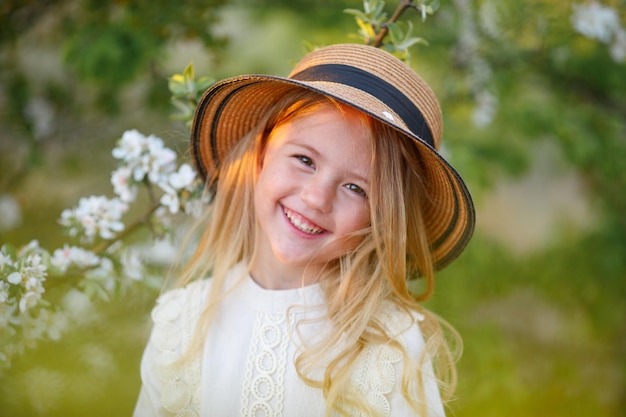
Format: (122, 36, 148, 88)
(172, 88, 461, 416)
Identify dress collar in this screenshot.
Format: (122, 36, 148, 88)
(226, 263, 326, 313)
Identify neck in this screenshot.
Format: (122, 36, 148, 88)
(249, 255, 323, 290)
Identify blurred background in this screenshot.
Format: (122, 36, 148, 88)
(0, 0, 624, 416)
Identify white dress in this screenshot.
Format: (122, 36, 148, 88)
(134, 264, 445, 417)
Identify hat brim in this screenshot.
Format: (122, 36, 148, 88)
(191, 75, 475, 270)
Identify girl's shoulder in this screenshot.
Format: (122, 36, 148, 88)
(376, 300, 426, 347)
(349, 303, 432, 416)
(149, 261, 255, 331)
(150, 279, 213, 345)
(154, 279, 212, 311)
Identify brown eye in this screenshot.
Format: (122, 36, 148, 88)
(345, 183, 367, 198)
(296, 155, 314, 168)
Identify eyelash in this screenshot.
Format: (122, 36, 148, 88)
(296, 155, 314, 167)
(294, 154, 368, 198)
(345, 183, 367, 198)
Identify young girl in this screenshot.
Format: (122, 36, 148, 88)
(134, 43, 475, 417)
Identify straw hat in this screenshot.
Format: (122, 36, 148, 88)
(191, 43, 475, 269)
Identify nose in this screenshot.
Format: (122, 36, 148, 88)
(300, 176, 333, 214)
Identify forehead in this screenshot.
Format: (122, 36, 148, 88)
(267, 104, 373, 174)
(272, 100, 371, 139)
(270, 103, 371, 146)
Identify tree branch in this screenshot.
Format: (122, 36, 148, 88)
(371, 0, 419, 47)
(92, 202, 161, 255)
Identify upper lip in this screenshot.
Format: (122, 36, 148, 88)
(282, 206, 327, 234)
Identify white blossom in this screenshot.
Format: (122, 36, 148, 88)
(183, 197, 205, 218)
(159, 186, 180, 214)
(20, 310, 47, 342)
(0, 281, 9, 303)
(62, 289, 94, 319)
(168, 163, 196, 190)
(8, 254, 47, 312)
(571, 2, 626, 64)
(468, 57, 493, 92)
(472, 90, 498, 128)
(153, 206, 173, 229)
(24, 275, 43, 292)
(51, 245, 100, 274)
(133, 156, 150, 182)
(111, 166, 137, 203)
(0, 250, 14, 269)
(112, 130, 177, 186)
(25, 254, 46, 278)
(14, 254, 47, 284)
(0, 194, 22, 232)
(121, 250, 143, 281)
(36, 308, 69, 341)
(86, 257, 116, 292)
(134, 238, 179, 267)
(0, 304, 16, 331)
(24, 97, 56, 140)
(112, 129, 146, 162)
(19, 292, 41, 313)
(1, 126, 209, 367)
(145, 138, 177, 183)
(18, 240, 42, 256)
(7, 271, 21, 285)
(610, 29, 626, 62)
(60, 196, 127, 241)
(479, 0, 501, 39)
(571, 2, 620, 43)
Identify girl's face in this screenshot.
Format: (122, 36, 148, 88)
(251, 104, 372, 289)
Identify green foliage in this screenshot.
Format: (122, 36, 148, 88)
(63, 23, 159, 86)
(168, 64, 215, 128)
(0, 0, 56, 43)
(59, 0, 226, 112)
(3, 72, 32, 133)
(345, 0, 437, 60)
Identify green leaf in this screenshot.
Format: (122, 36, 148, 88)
(371, 0, 386, 19)
(185, 78, 197, 96)
(397, 37, 428, 50)
(168, 76, 187, 97)
(387, 22, 403, 44)
(196, 77, 215, 93)
(356, 18, 376, 40)
(80, 279, 110, 302)
(1, 244, 18, 260)
(182, 63, 195, 81)
(429, 0, 440, 14)
(343, 8, 368, 20)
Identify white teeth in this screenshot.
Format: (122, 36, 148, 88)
(284, 209, 324, 234)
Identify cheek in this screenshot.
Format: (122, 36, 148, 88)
(338, 203, 371, 236)
(332, 205, 370, 255)
(253, 168, 273, 217)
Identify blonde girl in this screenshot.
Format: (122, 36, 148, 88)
(134, 43, 475, 417)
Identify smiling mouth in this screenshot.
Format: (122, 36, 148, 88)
(283, 207, 325, 235)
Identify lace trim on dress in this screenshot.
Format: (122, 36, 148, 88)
(240, 312, 291, 417)
(148, 282, 426, 417)
(151, 284, 204, 417)
(348, 304, 424, 417)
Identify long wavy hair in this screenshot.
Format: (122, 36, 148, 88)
(172, 88, 461, 416)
